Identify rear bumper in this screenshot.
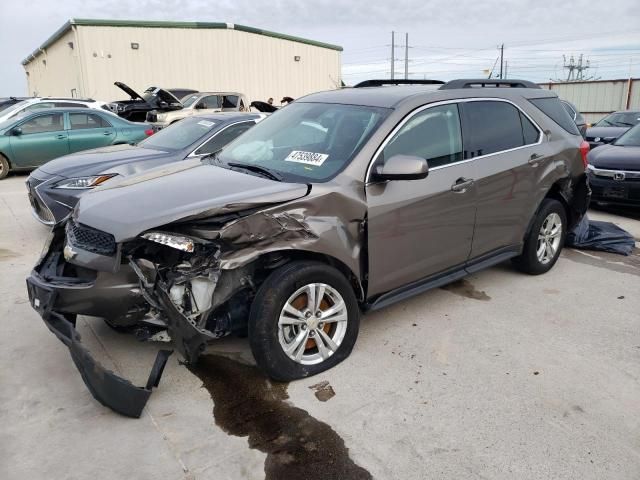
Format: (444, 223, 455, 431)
(26, 273, 172, 418)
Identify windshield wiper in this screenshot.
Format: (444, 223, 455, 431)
(615, 121, 634, 127)
(227, 162, 283, 182)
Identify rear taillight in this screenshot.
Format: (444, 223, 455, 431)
(579, 140, 590, 169)
(144, 129, 154, 136)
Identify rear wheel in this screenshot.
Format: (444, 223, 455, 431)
(249, 261, 360, 381)
(0, 155, 10, 180)
(513, 198, 567, 275)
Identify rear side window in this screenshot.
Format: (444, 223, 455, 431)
(529, 97, 580, 135)
(69, 113, 111, 129)
(380, 104, 463, 168)
(222, 95, 239, 108)
(462, 101, 531, 157)
(520, 112, 540, 144)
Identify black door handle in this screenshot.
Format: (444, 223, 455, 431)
(451, 177, 475, 193)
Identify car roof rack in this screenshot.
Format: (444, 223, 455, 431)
(44, 97, 96, 101)
(439, 79, 540, 90)
(353, 79, 445, 88)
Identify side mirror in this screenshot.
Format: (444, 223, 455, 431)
(373, 154, 429, 181)
(11, 127, 22, 136)
(195, 103, 206, 109)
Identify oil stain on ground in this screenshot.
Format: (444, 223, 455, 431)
(440, 279, 491, 301)
(189, 355, 371, 480)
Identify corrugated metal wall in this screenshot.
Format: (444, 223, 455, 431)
(539, 79, 640, 123)
(25, 25, 341, 104)
(24, 30, 83, 98)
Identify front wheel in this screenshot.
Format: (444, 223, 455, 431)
(513, 198, 567, 275)
(249, 261, 360, 381)
(0, 155, 10, 180)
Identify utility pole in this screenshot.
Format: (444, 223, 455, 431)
(404, 32, 409, 79)
(504, 60, 508, 79)
(390, 31, 395, 80)
(499, 44, 504, 79)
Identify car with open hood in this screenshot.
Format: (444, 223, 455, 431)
(0, 108, 151, 180)
(587, 122, 640, 208)
(26, 113, 265, 224)
(146, 92, 249, 130)
(585, 110, 640, 150)
(26, 79, 590, 417)
(108, 82, 198, 122)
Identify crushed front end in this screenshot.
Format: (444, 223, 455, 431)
(26, 218, 257, 417)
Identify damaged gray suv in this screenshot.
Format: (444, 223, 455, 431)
(27, 79, 590, 417)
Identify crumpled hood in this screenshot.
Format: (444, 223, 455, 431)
(38, 145, 172, 178)
(588, 144, 640, 171)
(586, 126, 629, 140)
(75, 159, 310, 242)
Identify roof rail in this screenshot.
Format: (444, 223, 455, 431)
(439, 79, 540, 90)
(44, 97, 96, 101)
(353, 79, 444, 88)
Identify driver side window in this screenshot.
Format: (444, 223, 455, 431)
(379, 104, 463, 169)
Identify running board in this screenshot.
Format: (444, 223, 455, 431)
(365, 246, 519, 312)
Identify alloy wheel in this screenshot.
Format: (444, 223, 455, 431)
(536, 212, 562, 264)
(278, 283, 348, 365)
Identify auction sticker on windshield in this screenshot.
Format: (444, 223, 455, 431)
(285, 150, 328, 166)
(197, 120, 215, 127)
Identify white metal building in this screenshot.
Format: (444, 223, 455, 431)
(539, 78, 640, 123)
(22, 19, 343, 104)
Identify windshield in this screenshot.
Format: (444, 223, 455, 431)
(217, 102, 390, 182)
(181, 95, 200, 108)
(138, 117, 217, 151)
(613, 123, 640, 146)
(596, 112, 640, 128)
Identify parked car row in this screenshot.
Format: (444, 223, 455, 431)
(587, 122, 640, 208)
(0, 108, 152, 179)
(25, 78, 592, 417)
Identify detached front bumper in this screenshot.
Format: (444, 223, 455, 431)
(26, 226, 172, 418)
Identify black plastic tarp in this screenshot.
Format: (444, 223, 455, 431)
(566, 215, 636, 255)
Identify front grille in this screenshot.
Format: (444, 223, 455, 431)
(26, 180, 55, 224)
(66, 220, 116, 256)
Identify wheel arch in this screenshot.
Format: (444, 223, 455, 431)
(240, 249, 365, 302)
(523, 174, 588, 243)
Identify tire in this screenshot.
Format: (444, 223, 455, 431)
(249, 261, 360, 381)
(0, 155, 9, 180)
(512, 198, 567, 275)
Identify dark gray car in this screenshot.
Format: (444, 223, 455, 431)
(27, 79, 590, 417)
(586, 110, 640, 149)
(26, 113, 265, 224)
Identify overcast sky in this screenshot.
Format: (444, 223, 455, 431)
(1, 0, 640, 96)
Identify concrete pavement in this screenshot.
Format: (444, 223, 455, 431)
(1, 173, 639, 480)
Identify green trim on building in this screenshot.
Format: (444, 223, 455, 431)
(22, 18, 343, 65)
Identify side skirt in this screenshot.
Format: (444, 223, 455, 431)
(364, 245, 520, 312)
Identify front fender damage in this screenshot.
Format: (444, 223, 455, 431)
(138, 190, 367, 366)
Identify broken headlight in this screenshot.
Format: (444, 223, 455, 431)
(141, 232, 196, 252)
